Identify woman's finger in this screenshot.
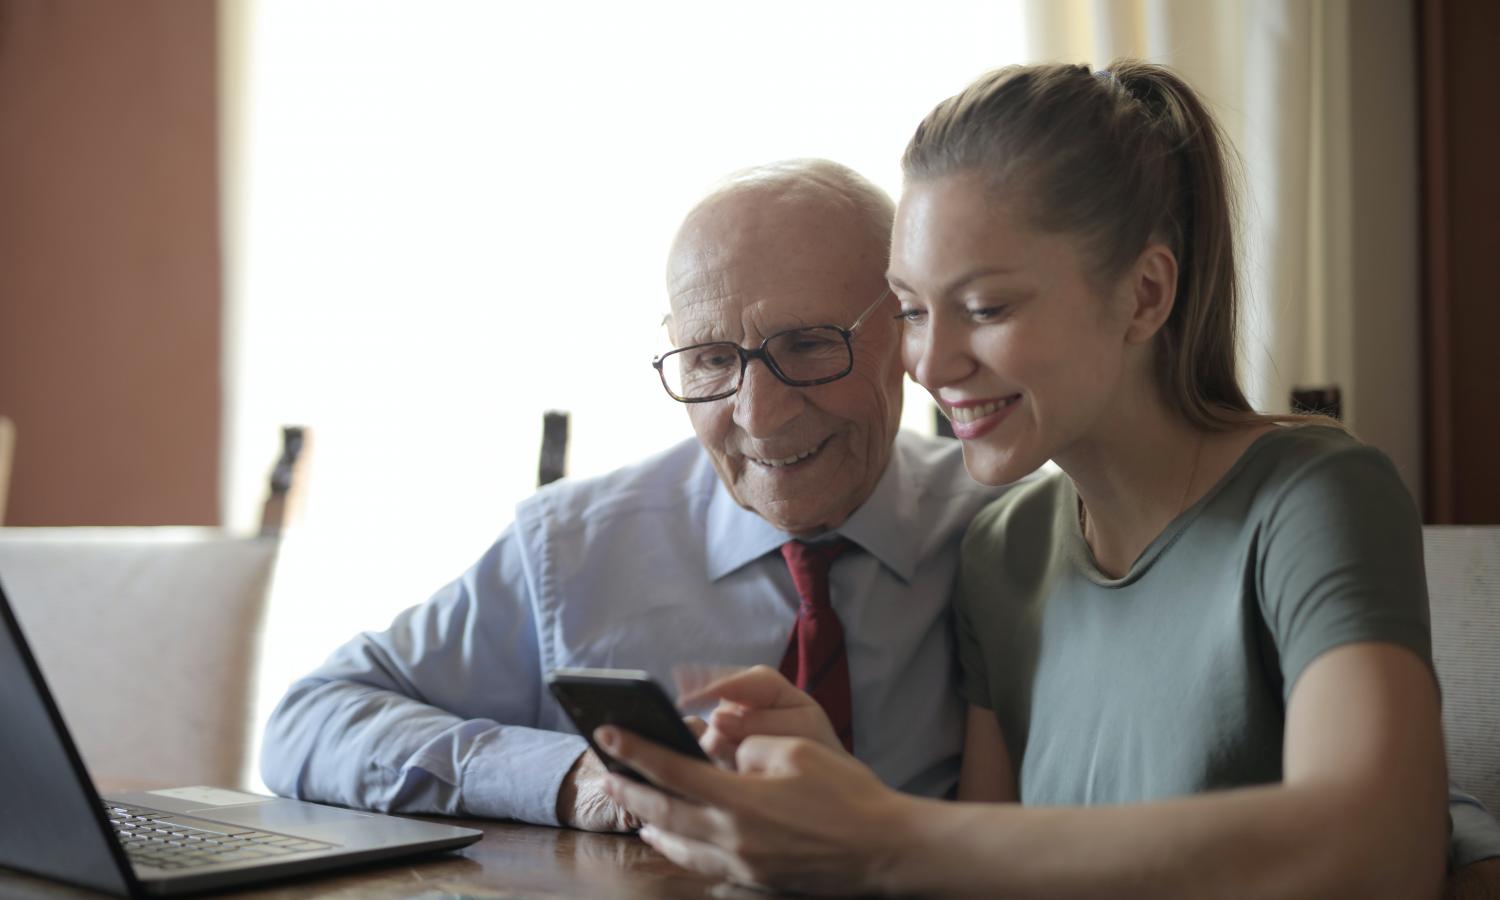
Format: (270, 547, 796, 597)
(638, 825, 748, 883)
(602, 774, 735, 847)
(596, 725, 742, 808)
(698, 725, 741, 770)
(602, 772, 675, 824)
(680, 664, 805, 710)
(711, 704, 839, 748)
(683, 715, 707, 739)
(734, 734, 819, 776)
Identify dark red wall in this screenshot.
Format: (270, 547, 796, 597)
(1422, 0, 1500, 523)
(0, 1, 221, 525)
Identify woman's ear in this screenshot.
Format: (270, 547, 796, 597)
(1122, 242, 1178, 345)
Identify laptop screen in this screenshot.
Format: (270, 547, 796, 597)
(0, 578, 136, 896)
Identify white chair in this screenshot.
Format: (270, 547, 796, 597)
(0, 528, 278, 791)
(1425, 526, 1500, 813)
(0, 414, 15, 525)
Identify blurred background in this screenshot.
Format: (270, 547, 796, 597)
(1, 0, 1496, 601)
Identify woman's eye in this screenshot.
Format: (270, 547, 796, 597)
(895, 307, 926, 323)
(967, 305, 1008, 322)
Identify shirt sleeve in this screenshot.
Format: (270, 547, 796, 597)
(954, 512, 996, 711)
(1256, 443, 1433, 698)
(1450, 788, 1500, 869)
(258, 526, 586, 826)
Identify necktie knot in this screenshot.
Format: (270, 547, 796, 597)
(779, 538, 856, 611)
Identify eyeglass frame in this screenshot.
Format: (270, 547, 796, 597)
(652, 289, 893, 403)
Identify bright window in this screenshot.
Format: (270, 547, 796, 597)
(224, 1, 1027, 613)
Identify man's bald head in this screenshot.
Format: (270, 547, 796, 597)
(662, 160, 902, 536)
(668, 159, 895, 287)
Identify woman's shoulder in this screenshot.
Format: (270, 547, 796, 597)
(1230, 424, 1412, 516)
(960, 468, 1074, 594)
(966, 467, 1071, 543)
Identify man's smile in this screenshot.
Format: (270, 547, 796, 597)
(745, 436, 833, 470)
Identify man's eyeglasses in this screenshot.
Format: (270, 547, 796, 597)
(653, 290, 892, 403)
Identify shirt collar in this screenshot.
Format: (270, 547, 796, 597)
(703, 439, 919, 583)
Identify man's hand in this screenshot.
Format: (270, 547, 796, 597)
(684, 665, 843, 768)
(556, 749, 639, 832)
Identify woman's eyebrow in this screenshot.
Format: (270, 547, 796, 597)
(888, 266, 1021, 297)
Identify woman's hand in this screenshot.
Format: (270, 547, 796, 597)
(682, 665, 844, 768)
(596, 723, 913, 896)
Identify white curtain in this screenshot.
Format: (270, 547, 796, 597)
(1021, 0, 1423, 501)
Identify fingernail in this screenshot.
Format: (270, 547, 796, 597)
(594, 726, 618, 750)
(639, 824, 658, 842)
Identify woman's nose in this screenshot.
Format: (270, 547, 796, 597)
(906, 318, 972, 392)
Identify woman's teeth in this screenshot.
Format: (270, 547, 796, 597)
(948, 396, 1018, 424)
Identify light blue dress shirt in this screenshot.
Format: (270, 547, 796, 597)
(260, 431, 1004, 826)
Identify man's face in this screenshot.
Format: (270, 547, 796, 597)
(667, 190, 903, 536)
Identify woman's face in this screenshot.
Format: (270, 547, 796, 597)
(889, 172, 1137, 486)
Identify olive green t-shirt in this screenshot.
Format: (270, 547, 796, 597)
(956, 425, 1432, 804)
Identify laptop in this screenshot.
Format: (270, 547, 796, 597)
(0, 578, 482, 897)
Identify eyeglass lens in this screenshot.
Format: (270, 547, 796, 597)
(660, 326, 851, 400)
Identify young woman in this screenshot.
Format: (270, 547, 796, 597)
(598, 61, 1450, 898)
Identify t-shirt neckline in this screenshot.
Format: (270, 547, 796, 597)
(1062, 425, 1316, 588)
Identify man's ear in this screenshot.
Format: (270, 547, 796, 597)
(1122, 242, 1178, 345)
(662, 312, 677, 347)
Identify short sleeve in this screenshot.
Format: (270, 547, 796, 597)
(956, 586, 993, 709)
(1257, 444, 1432, 698)
(1450, 788, 1500, 869)
(955, 506, 1003, 711)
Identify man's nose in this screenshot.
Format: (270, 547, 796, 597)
(732, 358, 803, 438)
(909, 318, 974, 393)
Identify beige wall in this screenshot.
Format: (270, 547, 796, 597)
(1327, 0, 1423, 504)
(0, 1, 221, 525)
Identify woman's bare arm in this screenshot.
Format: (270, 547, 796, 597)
(606, 642, 1447, 900)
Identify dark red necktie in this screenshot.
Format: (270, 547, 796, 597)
(778, 538, 856, 752)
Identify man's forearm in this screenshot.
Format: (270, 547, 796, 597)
(260, 676, 586, 825)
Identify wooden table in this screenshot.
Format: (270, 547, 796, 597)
(0, 817, 769, 899)
(7, 815, 1500, 899)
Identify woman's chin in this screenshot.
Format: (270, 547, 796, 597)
(959, 442, 1045, 488)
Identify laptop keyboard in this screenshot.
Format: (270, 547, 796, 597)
(103, 801, 338, 871)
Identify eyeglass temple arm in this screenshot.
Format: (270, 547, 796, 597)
(847, 289, 893, 333)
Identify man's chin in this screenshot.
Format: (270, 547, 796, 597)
(725, 439, 867, 533)
(760, 507, 848, 538)
(737, 480, 858, 536)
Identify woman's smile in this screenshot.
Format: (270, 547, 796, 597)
(942, 394, 1022, 439)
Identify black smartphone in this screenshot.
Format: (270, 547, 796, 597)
(546, 667, 711, 784)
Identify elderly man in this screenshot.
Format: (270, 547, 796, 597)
(260, 159, 1002, 830)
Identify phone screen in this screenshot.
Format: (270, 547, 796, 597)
(546, 668, 710, 784)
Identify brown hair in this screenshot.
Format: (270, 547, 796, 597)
(902, 60, 1293, 431)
